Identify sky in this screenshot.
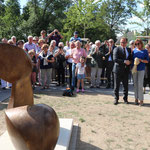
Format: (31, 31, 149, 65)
(20, 0, 28, 9)
(123, 2, 144, 33)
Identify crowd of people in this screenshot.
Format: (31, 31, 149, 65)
(1, 29, 150, 106)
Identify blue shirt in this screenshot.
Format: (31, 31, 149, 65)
(132, 49, 149, 71)
(70, 36, 81, 42)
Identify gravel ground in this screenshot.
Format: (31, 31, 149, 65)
(1, 86, 150, 150)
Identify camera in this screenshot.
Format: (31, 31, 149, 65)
(58, 46, 63, 49)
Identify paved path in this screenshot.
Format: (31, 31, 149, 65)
(0, 88, 11, 102)
(0, 83, 150, 102)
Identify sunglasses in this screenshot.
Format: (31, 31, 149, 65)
(120, 42, 126, 44)
(135, 43, 140, 46)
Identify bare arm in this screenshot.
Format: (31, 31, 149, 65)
(47, 31, 54, 38)
(75, 66, 78, 76)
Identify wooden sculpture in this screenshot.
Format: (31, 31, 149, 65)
(0, 43, 33, 108)
(0, 43, 59, 150)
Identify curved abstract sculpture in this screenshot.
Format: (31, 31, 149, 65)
(0, 43, 33, 108)
(0, 43, 60, 150)
(5, 104, 60, 150)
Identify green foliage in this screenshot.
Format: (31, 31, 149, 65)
(63, 0, 117, 42)
(0, 0, 5, 15)
(0, 0, 139, 42)
(20, 0, 72, 38)
(99, 0, 137, 30)
(132, 0, 150, 35)
(0, 0, 21, 39)
(63, 0, 99, 39)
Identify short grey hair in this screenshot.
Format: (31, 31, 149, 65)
(11, 36, 16, 40)
(108, 39, 114, 43)
(129, 40, 135, 45)
(58, 42, 64, 47)
(95, 40, 101, 44)
(28, 35, 33, 39)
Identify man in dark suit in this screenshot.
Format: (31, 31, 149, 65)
(113, 37, 132, 105)
(105, 39, 116, 89)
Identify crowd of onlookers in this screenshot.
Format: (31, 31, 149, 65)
(1, 29, 150, 106)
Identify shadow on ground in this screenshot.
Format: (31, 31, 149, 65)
(76, 127, 103, 150)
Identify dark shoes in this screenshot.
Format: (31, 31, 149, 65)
(90, 85, 94, 88)
(124, 100, 129, 104)
(2, 87, 6, 90)
(114, 100, 118, 105)
(106, 85, 111, 89)
(114, 100, 129, 105)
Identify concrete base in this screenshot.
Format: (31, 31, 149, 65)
(0, 118, 74, 150)
(55, 119, 73, 150)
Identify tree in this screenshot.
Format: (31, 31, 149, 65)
(20, 0, 72, 37)
(63, 0, 117, 42)
(64, 0, 99, 39)
(0, 0, 21, 38)
(99, 0, 137, 32)
(132, 0, 150, 35)
(0, 0, 6, 38)
(0, 0, 5, 15)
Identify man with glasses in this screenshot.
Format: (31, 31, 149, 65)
(113, 37, 132, 105)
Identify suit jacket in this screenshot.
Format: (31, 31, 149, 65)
(113, 46, 132, 74)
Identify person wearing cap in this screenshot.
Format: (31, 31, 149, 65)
(70, 31, 81, 42)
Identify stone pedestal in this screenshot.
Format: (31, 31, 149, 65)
(0, 119, 74, 150)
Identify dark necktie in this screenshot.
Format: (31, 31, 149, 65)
(123, 48, 126, 59)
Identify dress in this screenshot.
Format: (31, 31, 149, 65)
(76, 63, 86, 79)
